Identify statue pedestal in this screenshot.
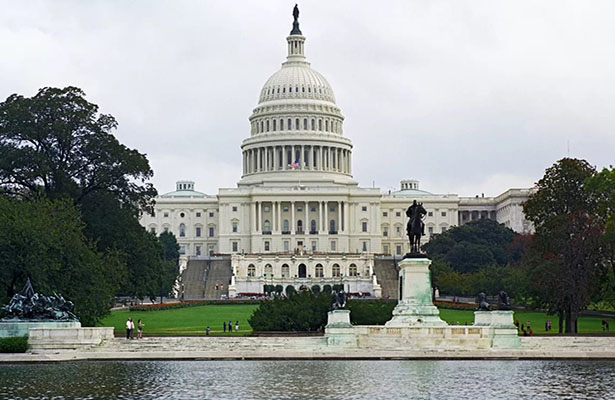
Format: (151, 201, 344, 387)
(0, 320, 81, 338)
(325, 310, 356, 347)
(474, 310, 521, 349)
(385, 257, 446, 327)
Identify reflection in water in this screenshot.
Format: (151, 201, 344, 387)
(1, 360, 615, 399)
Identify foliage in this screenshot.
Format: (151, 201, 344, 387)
(311, 285, 321, 296)
(423, 219, 519, 273)
(322, 284, 332, 294)
(522, 158, 603, 333)
(285, 285, 296, 297)
(347, 300, 396, 325)
(249, 292, 331, 332)
(0, 337, 28, 353)
(0, 86, 156, 214)
(129, 299, 260, 312)
(274, 285, 283, 295)
(0, 197, 122, 325)
(159, 231, 180, 262)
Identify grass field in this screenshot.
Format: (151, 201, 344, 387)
(100, 304, 613, 336)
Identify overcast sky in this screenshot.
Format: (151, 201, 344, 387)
(1, 1, 614, 197)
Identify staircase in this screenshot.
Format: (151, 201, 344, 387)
(181, 257, 232, 300)
(202, 259, 232, 299)
(373, 257, 399, 299)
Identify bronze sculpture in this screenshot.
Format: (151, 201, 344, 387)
(406, 200, 426, 255)
(477, 292, 491, 311)
(1, 278, 78, 321)
(290, 4, 302, 35)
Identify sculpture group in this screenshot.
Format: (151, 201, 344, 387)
(1, 278, 78, 322)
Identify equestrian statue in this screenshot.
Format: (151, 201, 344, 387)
(406, 200, 427, 255)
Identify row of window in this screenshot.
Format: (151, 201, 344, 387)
(246, 263, 358, 278)
(381, 225, 447, 237)
(382, 210, 448, 217)
(253, 117, 341, 134)
(261, 84, 331, 98)
(156, 211, 215, 218)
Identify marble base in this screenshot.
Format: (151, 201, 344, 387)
(325, 310, 356, 347)
(474, 310, 521, 349)
(385, 258, 446, 327)
(28, 327, 114, 352)
(0, 321, 81, 338)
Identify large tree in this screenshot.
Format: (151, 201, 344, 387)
(0, 86, 156, 214)
(523, 158, 602, 333)
(0, 197, 123, 325)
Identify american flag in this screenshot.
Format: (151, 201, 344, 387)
(290, 160, 300, 169)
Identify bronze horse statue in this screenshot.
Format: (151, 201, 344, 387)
(406, 200, 426, 254)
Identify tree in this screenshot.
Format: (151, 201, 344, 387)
(159, 231, 180, 263)
(0, 87, 156, 214)
(249, 292, 331, 332)
(0, 197, 123, 325)
(523, 158, 601, 333)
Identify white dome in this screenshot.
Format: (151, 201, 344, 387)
(259, 65, 336, 104)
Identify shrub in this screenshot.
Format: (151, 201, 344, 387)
(347, 300, 396, 325)
(285, 285, 296, 297)
(322, 284, 332, 294)
(332, 284, 344, 292)
(0, 337, 28, 353)
(311, 285, 321, 296)
(274, 285, 284, 295)
(249, 292, 332, 332)
(129, 299, 259, 312)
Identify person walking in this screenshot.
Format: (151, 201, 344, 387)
(130, 318, 135, 339)
(126, 318, 131, 339)
(206, 326, 210, 336)
(235, 321, 239, 332)
(223, 321, 227, 333)
(228, 320, 233, 333)
(137, 319, 144, 339)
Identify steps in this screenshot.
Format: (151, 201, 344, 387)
(181, 258, 232, 300)
(373, 257, 399, 299)
(202, 259, 232, 299)
(181, 260, 207, 300)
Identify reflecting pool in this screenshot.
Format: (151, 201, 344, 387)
(1, 360, 614, 399)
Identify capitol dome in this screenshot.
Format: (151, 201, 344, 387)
(239, 8, 355, 188)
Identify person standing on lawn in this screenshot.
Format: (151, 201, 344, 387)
(223, 321, 227, 333)
(228, 320, 232, 333)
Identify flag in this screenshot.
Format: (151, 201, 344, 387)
(290, 159, 299, 169)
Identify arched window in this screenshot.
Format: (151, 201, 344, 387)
(283, 220, 290, 233)
(298, 264, 307, 278)
(279, 119, 283, 130)
(281, 264, 290, 278)
(179, 223, 186, 237)
(332, 264, 341, 277)
(297, 219, 303, 233)
(303, 118, 308, 130)
(311, 119, 315, 130)
(263, 220, 271, 233)
(264, 264, 273, 277)
(260, 121, 264, 132)
(310, 219, 317, 233)
(295, 118, 299, 130)
(349, 264, 358, 277)
(272, 119, 276, 131)
(266, 120, 270, 131)
(330, 220, 336, 233)
(247, 264, 256, 277)
(325, 120, 329, 131)
(287, 118, 291, 130)
(319, 119, 323, 131)
(315, 264, 324, 278)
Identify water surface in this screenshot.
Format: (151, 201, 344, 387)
(1, 360, 614, 399)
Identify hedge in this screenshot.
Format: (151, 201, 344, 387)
(129, 299, 260, 312)
(0, 337, 28, 353)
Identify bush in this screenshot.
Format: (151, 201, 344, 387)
(285, 285, 296, 297)
(249, 292, 332, 331)
(322, 284, 332, 294)
(311, 285, 321, 296)
(347, 300, 396, 325)
(129, 299, 259, 312)
(0, 337, 28, 353)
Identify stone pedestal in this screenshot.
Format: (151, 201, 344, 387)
(325, 310, 356, 347)
(385, 257, 446, 327)
(28, 327, 114, 352)
(474, 310, 521, 349)
(0, 321, 81, 338)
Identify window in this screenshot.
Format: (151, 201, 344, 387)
(247, 264, 256, 277)
(383, 244, 389, 254)
(232, 221, 238, 233)
(332, 264, 341, 277)
(195, 227, 201, 237)
(263, 206, 270, 212)
(303, 118, 307, 130)
(310, 220, 317, 233)
(362, 206, 367, 212)
(441, 226, 447, 233)
(263, 220, 271, 233)
(396, 212, 401, 217)
(311, 241, 317, 251)
(311, 119, 315, 130)
(282, 264, 290, 277)
(279, 119, 283, 130)
(383, 227, 388, 237)
(208, 246, 214, 256)
(164, 212, 169, 218)
(164, 227, 169, 233)
(315, 264, 323, 277)
(428, 211, 433, 217)
(179, 245, 186, 255)
(441, 211, 447, 217)
(383, 212, 388, 217)
(150, 227, 156, 234)
(362, 221, 368, 232)
(209, 212, 214, 217)
(396, 245, 402, 255)
(349, 264, 358, 277)
(297, 220, 303, 232)
(428, 227, 433, 234)
(264, 264, 272, 277)
(180, 212, 185, 218)
(264, 241, 270, 251)
(396, 226, 401, 234)
(330, 220, 336, 233)
(331, 241, 336, 251)
(311, 207, 316, 212)
(283, 241, 290, 252)
(195, 246, 201, 256)
(283, 220, 290, 233)
(208, 226, 215, 237)
(283, 206, 289, 212)
(232, 206, 237, 212)
(297, 206, 302, 212)
(179, 223, 186, 237)
(196, 212, 201, 217)
(232, 241, 238, 252)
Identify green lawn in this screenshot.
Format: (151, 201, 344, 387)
(101, 304, 259, 336)
(100, 304, 613, 336)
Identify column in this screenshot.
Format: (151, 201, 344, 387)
(300, 145, 304, 170)
(348, 152, 352, 175)
(273, 146, 278, 171)
(291, 201, 296, 234)
(291, 145, 295, 166)
(324, 201, 329, 233)
(344, 201, 349, 233)
(277, 201, 282, 232)
(305, 201, 309, 233)
(319, 201, 324, 233)
(256, 201, 260, 233)
(272, 202, 277, 233)
(338, 201, 342, 233)
(251, 202, 257, 234)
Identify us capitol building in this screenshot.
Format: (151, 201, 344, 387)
(140, 9, 533, 299)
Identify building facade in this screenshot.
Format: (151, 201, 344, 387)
(139, 12, 534, 297)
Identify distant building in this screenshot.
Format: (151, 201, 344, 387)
(140, 10, 533, 298)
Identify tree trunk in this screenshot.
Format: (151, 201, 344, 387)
(558, 310, 564, 334)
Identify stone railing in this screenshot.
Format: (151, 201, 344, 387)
(28, 327, 114, 352)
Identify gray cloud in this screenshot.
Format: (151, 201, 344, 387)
(1, 0, 613, 197)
